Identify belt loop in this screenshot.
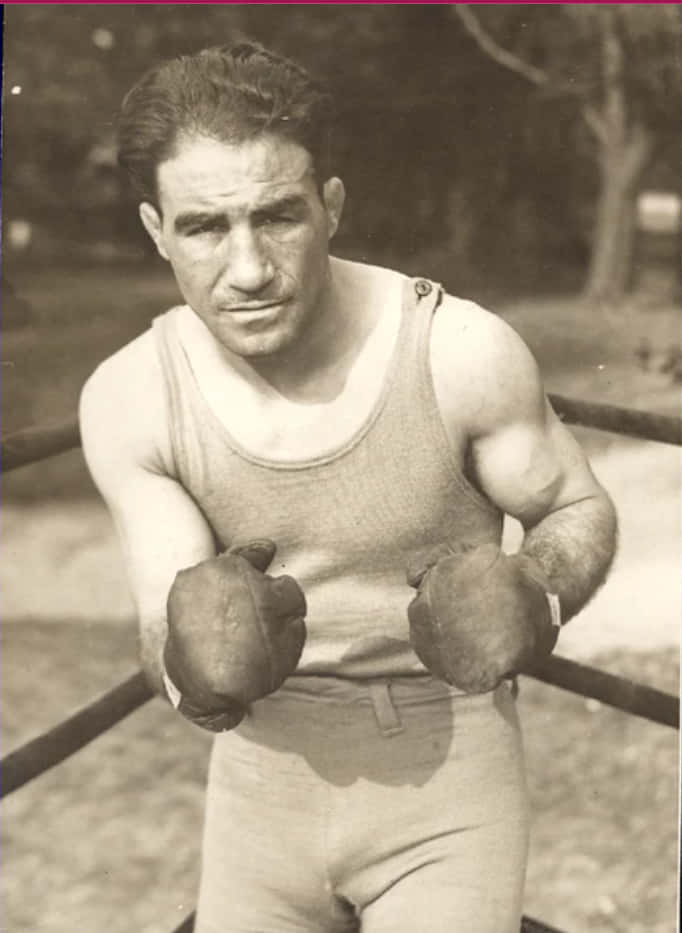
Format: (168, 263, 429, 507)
(369, 682, 404, 737)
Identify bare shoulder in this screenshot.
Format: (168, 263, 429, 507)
(79, 328, 172, 489)
(330, 256, 406, 302)
(431, 294, 546, 439)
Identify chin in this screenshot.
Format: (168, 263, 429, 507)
(221, 325, 300, 360)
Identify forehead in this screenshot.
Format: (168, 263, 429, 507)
(156, 133, 316, 215)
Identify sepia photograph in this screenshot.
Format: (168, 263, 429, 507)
(1, 4, 680, 933)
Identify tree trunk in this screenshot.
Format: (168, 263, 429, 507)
(583, 8, 655, 304)
(583, 128, 653, 304)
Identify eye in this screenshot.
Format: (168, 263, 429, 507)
(186, 221, 228, 237)
(261, 214, 295, 227)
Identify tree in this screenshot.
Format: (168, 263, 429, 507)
(7, 5, 677, 299)
(454, 4, 682, 304)
(2, 5, 496, 273)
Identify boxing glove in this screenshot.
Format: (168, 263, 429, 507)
(163, 539, 307, 729)
(406, 542, 560, 694)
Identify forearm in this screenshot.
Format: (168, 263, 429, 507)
(138, 615, 169, 699)
(520, 492, 618, 623)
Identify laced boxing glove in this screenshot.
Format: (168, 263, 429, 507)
(163, 540, 307, 730)
(406, 542, 560, 694)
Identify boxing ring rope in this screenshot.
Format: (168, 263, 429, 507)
(0, 672, 153, 799)
(2, 396, 680, 933)
(2, 651, 677, 801)
(1, 392, 680, 474)
(171, 913, 566, 933)
(548, 394, 682, 446)
(1, 417, 82, 471)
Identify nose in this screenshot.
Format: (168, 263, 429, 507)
(223, 227, 275, 295)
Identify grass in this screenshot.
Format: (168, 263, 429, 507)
(519, 650, 679, 933)
(1, 620, 678, 933)
(0, 619, 209, 933)
(503, 294, 682, 423)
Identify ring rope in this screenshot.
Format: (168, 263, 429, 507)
(168, 908, 569, 931)
(1, 393, 679, 475)
(1, 655, 676, 802)
(0, 672, 153, 799)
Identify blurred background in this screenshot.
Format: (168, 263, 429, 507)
(1, 5, 680, 933)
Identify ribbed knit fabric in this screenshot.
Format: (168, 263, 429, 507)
(152, 276, 503, 679)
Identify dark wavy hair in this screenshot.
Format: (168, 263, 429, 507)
(117, 41, 335, 205)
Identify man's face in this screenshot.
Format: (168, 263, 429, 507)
(140, 133, 345, 358)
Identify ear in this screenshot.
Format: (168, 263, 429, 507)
(322, 177, 345, 240)
(139, 202, 169, 261)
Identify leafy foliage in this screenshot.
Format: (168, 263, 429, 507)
(2, 5, 679, 295)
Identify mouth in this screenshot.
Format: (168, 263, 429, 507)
(222, 299, 290, 314)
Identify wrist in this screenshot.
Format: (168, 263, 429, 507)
(161, 644, 245, 733)
(513, 553, 562, 655)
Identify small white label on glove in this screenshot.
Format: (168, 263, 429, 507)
(162, 668, 183, 709)
(545, 592, 562, 628)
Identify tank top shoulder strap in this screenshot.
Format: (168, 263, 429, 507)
(383, 274, 494, 513)
(386, 275, 443, 421)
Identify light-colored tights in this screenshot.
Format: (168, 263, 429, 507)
(196, 676, 529, 933)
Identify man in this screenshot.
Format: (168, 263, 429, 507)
(80, 42, 617, 933)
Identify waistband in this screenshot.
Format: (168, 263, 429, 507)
(273, 674, 514, 738)
(280, 673, 465, 702)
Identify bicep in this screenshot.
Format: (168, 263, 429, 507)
(472, 396, 604, 529)
(431, 305, 604, 527)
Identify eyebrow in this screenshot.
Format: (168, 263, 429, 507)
(174, 211, 220, 234)
(252, 194, 308, 220)
(173, 194, 309, 235)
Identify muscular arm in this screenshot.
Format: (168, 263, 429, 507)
(474, 397, 617, 622)
(432, 299, 617, 623)
(79, 334, 217, 696)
